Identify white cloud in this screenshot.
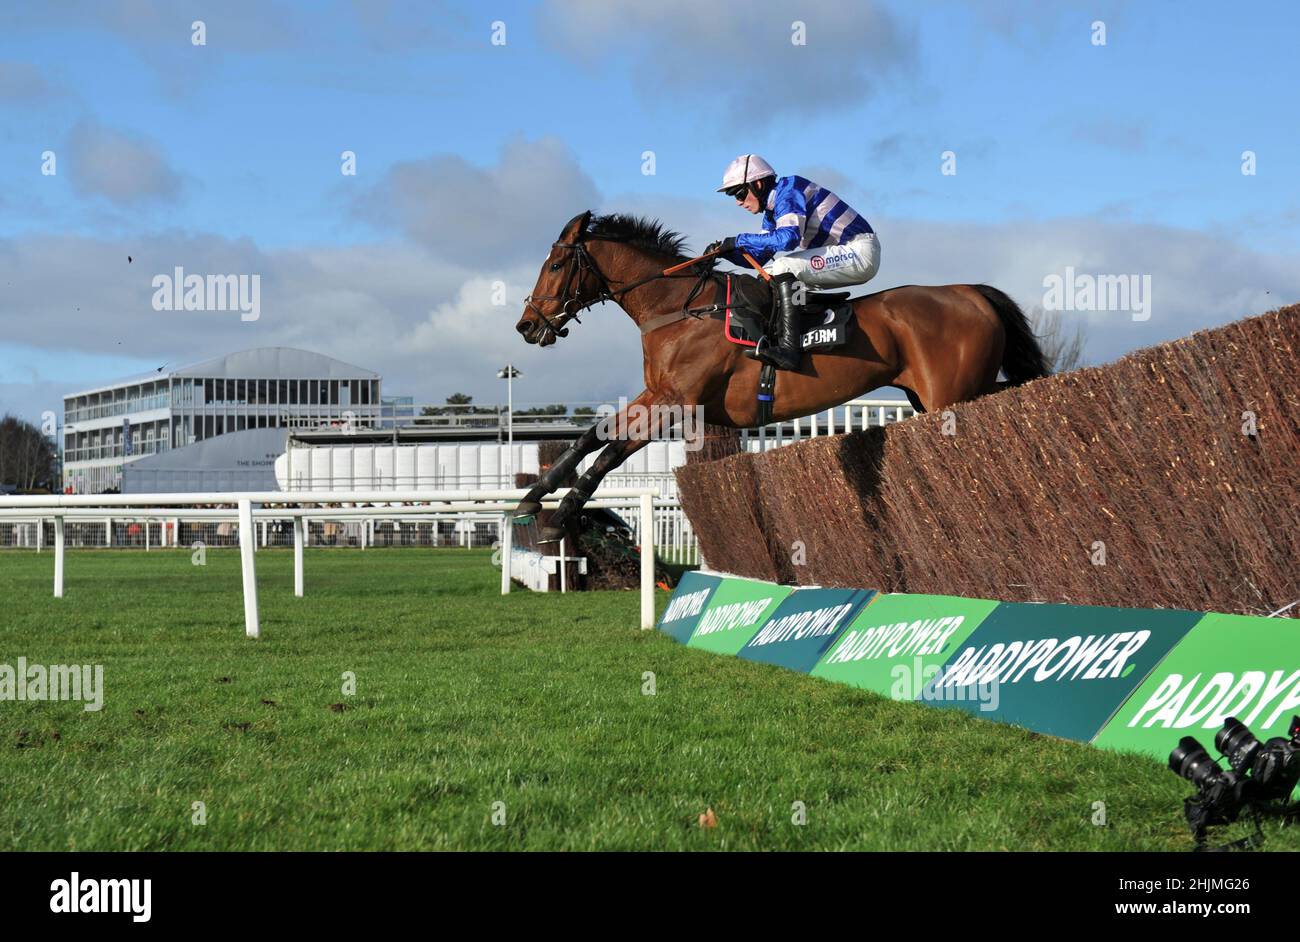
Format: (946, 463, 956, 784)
(4, 198, 1296, 426)
(65, 118, 183, 206)
(876, 215, 1298, 364)
(353, 136, 601, 266)
(0, 228, 647, 419)
(0, 61, 56, 101)
(536, 0, 915, 125)
(6, 1, 297, 50)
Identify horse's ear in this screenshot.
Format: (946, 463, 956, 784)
(563, 210, 592, 243)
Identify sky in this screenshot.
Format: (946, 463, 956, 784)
(1, 0, 1298, 424)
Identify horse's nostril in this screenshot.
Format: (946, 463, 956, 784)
(516, 321, 531, 334)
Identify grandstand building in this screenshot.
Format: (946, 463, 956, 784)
(62, 348, 381, 493)
(61, 345, 917, 496)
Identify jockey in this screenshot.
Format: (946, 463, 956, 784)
(705, 154, 880, 370)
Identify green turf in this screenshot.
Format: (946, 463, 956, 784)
(0, 548, 1290, 851)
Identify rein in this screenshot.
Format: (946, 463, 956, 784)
(524, 237, 759, 339)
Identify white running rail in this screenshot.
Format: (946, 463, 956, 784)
(0, 488, 661, 637)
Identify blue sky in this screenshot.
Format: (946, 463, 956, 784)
(2, 0, 1298, 424)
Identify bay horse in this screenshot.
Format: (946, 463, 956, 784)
(514, 210, 1048, 542)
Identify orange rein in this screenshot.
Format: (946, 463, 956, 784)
(659, 248, 773, 283)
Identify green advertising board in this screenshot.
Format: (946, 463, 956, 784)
(656, 570, 722, 644)
(921, 602, 1202, 742)
(737, 587, 875, 674)
(811, 593, 999, 699)
(656, 572, 1300, 757)
(1094, 612, 1300, 759)
(687, 578, 794, 655)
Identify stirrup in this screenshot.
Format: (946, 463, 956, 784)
(749, 335, 799, 369)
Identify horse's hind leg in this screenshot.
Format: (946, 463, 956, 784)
(897, 386, 926, 414)
(902, 328, 1004, 413)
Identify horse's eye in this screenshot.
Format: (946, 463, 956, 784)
(549, 262, 562, 272)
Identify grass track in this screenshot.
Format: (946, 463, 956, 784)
(0, 548, 1288, 851)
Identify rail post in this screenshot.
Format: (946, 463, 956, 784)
(293, 514, 305, 597)
(53, 514, 65, 598)
(500, 512, 512, 595)
(640, 492, 654, 629)
(237, 499, 261, 638)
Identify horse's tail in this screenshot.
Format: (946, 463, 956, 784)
(971, 284, 1051, 384)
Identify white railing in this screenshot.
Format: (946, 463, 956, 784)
(65, 394, 170, 424)
(509, 547, 588, 592)
(0, 495, 698, 564)
(0, 488, 662, 637)
(0, 515, 505, 550)
(740, 397, 915, 450)
(284, 396, 916, 438)
(64, 439, 169, 463)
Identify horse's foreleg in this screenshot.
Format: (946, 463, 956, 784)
(537, 435, 652, 543)
(514, 389, 655, 523)
(512, 421, 605, 522)
(536, 390, 658, 542)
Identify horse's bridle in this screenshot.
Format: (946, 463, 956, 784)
(523, 231, 721, 341)
(522, 236, 618, 340)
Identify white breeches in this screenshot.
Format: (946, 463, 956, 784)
(764, 231, 881, 288)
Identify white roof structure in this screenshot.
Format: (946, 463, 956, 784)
(170, 347, 378, 381)
(123, 428, 288, 493)
(64, 347, 377, 398)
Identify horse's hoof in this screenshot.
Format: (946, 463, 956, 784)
(511, 500, 542, 525)
(535, 526, 566, 544)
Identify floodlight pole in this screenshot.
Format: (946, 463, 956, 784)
(497, 365, 521, 488)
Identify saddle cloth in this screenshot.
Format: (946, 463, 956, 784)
(720, 275, 853, 352)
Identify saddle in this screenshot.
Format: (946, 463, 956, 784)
(636, 272, 858, 429)
(719, 274, 854, 353)
(713, 274, 857, 427)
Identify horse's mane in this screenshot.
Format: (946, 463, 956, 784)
(585, 213, 690, 261)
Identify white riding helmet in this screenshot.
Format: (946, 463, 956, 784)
(717, 153, 776, 192)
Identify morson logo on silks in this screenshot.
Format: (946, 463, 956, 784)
(811, 594, 998, 697)
(1095, 612, 1300, 758)
(922, 602, 1201, 742)
(656, 571, 722, 643)
(738, 588, 874, 673)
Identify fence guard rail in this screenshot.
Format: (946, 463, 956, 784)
(0, 488, 661, 637)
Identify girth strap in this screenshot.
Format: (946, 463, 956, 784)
(639, 308, 697, 334)
(756, 364, 776, 427)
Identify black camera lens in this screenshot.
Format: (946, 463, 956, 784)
(1216, 717, 1263, 773)
(1247, 737, 1300, 802)
(1170, 737, 1224, 788)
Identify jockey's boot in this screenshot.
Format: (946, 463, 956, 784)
(748, 272, 802, 370)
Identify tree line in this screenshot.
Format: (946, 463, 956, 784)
(418, 395, 595, 423)
(0, 414, 59, 492)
